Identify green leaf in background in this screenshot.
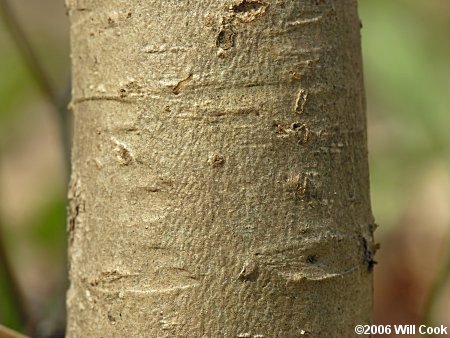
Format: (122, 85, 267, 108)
(0, 264, 22, 331)
(0, 27, 34, 140)
(29, 195, 66, 255)
(359, 0, 450, 231)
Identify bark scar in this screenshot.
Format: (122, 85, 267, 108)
(215, 0, 269, 52)
(238, 261, 259, 282)
(172, 73, 193, 95)
(67, 173, 85, 247)
(216, 25, 236, 50)
(111, 137, 134, 165)
(274, 121, 310, 145)
(286, 171, 320, 201)
(294, 89, 308, 114)
(362, 236, 379, 272)
(231, 0, 269, 23)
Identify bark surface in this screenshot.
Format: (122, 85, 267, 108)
(66, 0, 375, 336)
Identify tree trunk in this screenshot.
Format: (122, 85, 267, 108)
(66, 0, 375, 336)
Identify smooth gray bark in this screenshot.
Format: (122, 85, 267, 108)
(67, 0, 375, 336)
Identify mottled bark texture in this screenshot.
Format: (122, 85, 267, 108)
(66, 0, 375, 336)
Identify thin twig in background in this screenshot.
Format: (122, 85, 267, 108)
(422, 226, 450, 327)
(0, 324, 30, 338)
(0, 0, 71, 170)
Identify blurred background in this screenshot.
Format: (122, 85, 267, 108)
(0, 0, 449, 337)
